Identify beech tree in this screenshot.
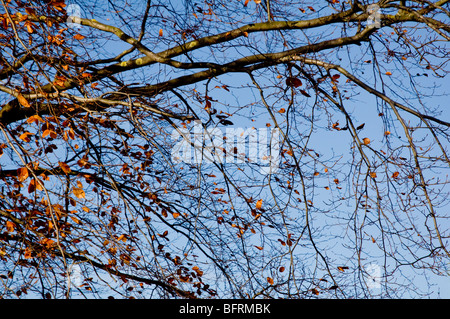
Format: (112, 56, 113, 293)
(0, 0, 449, 299)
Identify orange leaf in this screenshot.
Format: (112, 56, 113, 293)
(159, 29, 163, 37)
(73, 34, 85, 40)
(267, 277, 274, 285)
(17, 167, 29, 182)
(26, 114, 44, 124)
(73, 187, 85, 199)
(17, 94, 31, 108)
(370, 172, 377, 178)
(19, 132, 33, 142)
(6, 221, 15, 233)
(386, 71, 392, 76)
(255, 199, 263, 210)
(362, 137, 371, 145)
(58, 161, 71, 174)
(392, 171, 399, 178)
(254, 245, 263, 250)
(278, 108, 286, 114)
(70, 216, 81, 224)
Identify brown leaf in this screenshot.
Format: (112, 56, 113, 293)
(286, 77, 302, 88)
(331, 74, 340, 82)
(159, 29, 163, 37)
(362, 137, 370, 145)
(311, 288, 319, 295)
(300, 89, 311, 97)
(267, 277, 274, 285)
(392, 171, 399, 178)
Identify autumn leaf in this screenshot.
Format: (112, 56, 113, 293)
(6, 221, 15, 233)
(192, 266, 203, 276)
(331, 74, 340, 82)
(19, 132, 33, 142)
(337, 266, 349, 272)
(26, 114, 44, 124)
(73, 34, 85, 40)
(24, 248, 33, 259)
(384, 131, 391, 136)
(24, 21, 34, 33)
(311, 288, 319, 295)
(267, 277, 274, 285)
(42, 129, 57, 139)
(73, 187, 85, 199)
(254, 245, 263, 250)
(17, 94, 31, 108)
(17, 167, 29, 182)
(255, 199, 263, 210)
(386, 71, 392, 76)
(159, 29, 163, 37)
(370, 172, 377, 178)
(286, 77, 302, 88)
(278, 108, 286, 114)
(362, 137, 371, 145)
(279, 266, 285, 272)
(300, 89, 311, 97)
(70, 215, 82, 224)
(59, 161, 71, 174)
(392, 171, 399, 178)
